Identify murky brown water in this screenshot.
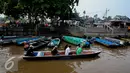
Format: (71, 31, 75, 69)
(2, 42, 130, 73)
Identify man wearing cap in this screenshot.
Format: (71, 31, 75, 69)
(24, 42, 29, 51)
(25, 44, 34, 56)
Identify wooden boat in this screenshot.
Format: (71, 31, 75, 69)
(0, 36, 19, 45)
(95, 38, 120, 47)
(119, 38, 130, 46)
(0, 39, 12, 45)
(30, 40, 50, 50)
(104, 37, 125, 46)
(47, 38, 60, 47)
(62, 36, 90, 47)
(13, 38, 29, 43)
(16, 36, 45, 45)
(0, 36, 17, 39)
(23, 50, 101, 60)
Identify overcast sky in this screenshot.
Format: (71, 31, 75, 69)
(75, 0, 130, 18)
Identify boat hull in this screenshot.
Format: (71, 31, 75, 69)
(62, 36, 90, 47)
(31, 41, 50, 50)
(47, 38, 60, 47)
(95, 38, 120, 48)
(23, 50, 101, 60)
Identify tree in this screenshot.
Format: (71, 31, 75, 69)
(83, 11, 86, 15)
(71, 8, 80, 21)
(0, 0, 79, 21)
(107, 16, 112, 21)
(0, 0, 79, 35)
(94, 14, 98, 19)
(113, 15, 130, 21)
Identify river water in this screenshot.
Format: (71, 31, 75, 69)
(2, 42, 130, 73)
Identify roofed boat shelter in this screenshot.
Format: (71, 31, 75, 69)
(109, 20, 125, 28)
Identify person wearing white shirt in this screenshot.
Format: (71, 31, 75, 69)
(65, 46, 72, 55)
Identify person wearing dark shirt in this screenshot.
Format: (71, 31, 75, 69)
(51, 46, 59, 55)
(24, 42, 29, 51)
(25, 44, 34, 56)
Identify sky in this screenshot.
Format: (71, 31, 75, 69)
(75, 0, 130, 18)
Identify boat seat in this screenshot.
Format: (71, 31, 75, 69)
(71, 51, 76, 55)
(44, 52, 52, 56)
(59, 52, 65, 55)
(59, 51, 76, 55)
(82, 51, 94, 54)
(36, 52, 44, 57)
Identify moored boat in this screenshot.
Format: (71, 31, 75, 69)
(95, 38, 120, 47)
(23, 50, 101, 60)
(104, 37, 125, 46)
(0, 36, 17, 39)
(30, 40, 50, 50)
(119, 38, 130, 45)
(0, 39, 12, 45)
(62, 36, 91, 47)
(0, 36, 19, 45)
(47, 38, 60, 47)
(16, 36, 45, 45)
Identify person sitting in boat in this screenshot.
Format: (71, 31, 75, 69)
(25, 44, 34, 56)
(65, 46, 72, 55)
(24, 42, 29, 51)
(76, 45, 83, 55)
(51, 46, 59, 55)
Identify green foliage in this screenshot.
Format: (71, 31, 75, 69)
(0, 0, 79, 20)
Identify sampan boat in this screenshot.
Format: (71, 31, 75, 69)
(23, 50, 101, 60)
(95, 38, 120, 47)
(0, 36, 19, 45)
(0, 39, 12, 45)
(47, 38, 61, 47)
(119, 38, 130, 45)
(62, 36, 91, 47)
(30, 40, 50, 50)
(104, 37, 125, 46)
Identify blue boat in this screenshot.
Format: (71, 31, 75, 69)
(95, 38, 120, 47)
(16, 36, 44, 45)
(0, 39, 12, 45)
(0, 36, 17, 39)
(47, 38, 61, 47)
(104, 37, 125, 46)
(0, 36, 19, 45)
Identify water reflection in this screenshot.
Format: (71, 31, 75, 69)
(94, 43, 130, 57)
(102, 46, 130, 58)
(9, 59, 76, 73)
(66, 57, 100, 73)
